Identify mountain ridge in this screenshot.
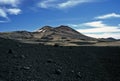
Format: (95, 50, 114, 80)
(34, 25, 96, 41)
(0, 25, 119, 46)
(0, 25, 96, 40)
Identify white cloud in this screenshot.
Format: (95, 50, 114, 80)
(0, 0, 20, 7)
(69, 21, 120, 39)
(0, 0, 22, 23)
(0, 8, 21, 23)
(77, 21, 120, 33)
(77, 26, 120, 33)
(37, 0, 56, 8)
(84, 33, 120, 39)
(95, 13, 120, 19)
(58, 0, 92, 9)
(0, 8, 8, 18)
(84, 21, 105, 28)
(37, 0, 94, 9)
(0, 8, 21, 16)
(7, 8, 21, 15)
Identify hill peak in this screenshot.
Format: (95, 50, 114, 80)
(33, 25, 96, 41)
(55, 25, 73, 31)
(56, 25, 71, 28)
(36, 25, 75, 32)
(36, 26, 53, 32)
(41, 26, 53, 29)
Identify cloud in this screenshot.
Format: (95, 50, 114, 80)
(95, 13, 120, 19)
(0, 8, 8, 18)
(76, 21, 120, 33)
(37, 0, 95, 9)
(37, 0, 57, 8)
(0, 8, 21, 17)
(77, 26, 120, 33)
(0, 8, 10, 23)
(7, 8, 21, 15)
(69, 21, 120, 39)
(0, 0, 22, 23)
(85, 33, 120, 39)
(0, 0, 20, 7)
(58, 0, 93, 9)
(84, 21, 105, 28)
(68, 21, 118, 29)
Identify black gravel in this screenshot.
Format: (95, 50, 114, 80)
(0, 38, 120, 81)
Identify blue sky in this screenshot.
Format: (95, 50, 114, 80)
(0, 0, 120, 39)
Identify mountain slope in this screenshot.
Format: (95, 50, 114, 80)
(33, 25, 96, 41)
(0, 25, 98, 46)
(0, 31, 33, 39)
(0, 25, 96, 41)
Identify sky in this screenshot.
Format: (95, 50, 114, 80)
(0, 0, 120, 39)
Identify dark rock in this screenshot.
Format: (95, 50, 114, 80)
(53, 43, 59, 47)
(54, 69, 62, 75)
(38, 43, 44, 46)
(71, 70, 74, 73)
(16, 44, 22, 47)
(76, 72, 82, 78)
(21, 66, 30, 70)
(47, 59, 53, 63)
(12, 54, 25, 59)
(20, 55, 25, 59)
(0, 78, 5, 81)
(14, 66, 22, 70)
(8, 49, 13, 54)
(13, 54, 18, 58)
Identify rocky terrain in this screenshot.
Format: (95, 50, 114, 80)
(0, 37, 120, 81)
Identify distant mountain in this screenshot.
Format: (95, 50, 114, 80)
(118, 39, 120, 41)
(107, 37, 117, 41)
(0, 31, 33, 39)
(0, 26, 119, 46)
(34, 25, 96, 41)
(0, 25, 96, 41)
(98, 37, 117, 42)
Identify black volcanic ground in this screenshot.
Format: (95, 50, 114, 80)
(0, 38, 120, 81)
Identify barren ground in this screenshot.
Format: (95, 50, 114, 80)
(0, 38, 120, 81)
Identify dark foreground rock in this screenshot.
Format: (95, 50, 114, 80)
(0, 38, 120, 81)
